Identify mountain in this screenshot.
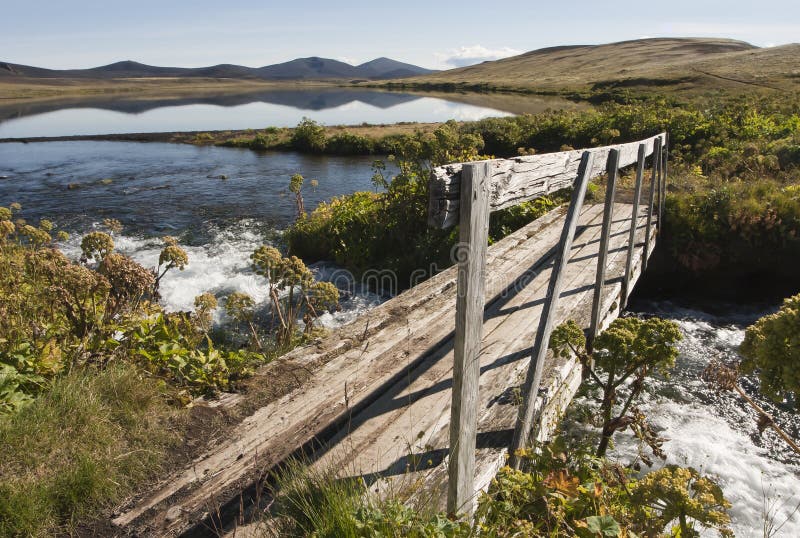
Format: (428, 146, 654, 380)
(397, 37, 800, 92)
(357, 57, 436, 79)
(0, 56, 436, 81)
(255, 57, 363, 80)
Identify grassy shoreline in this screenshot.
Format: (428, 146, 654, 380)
(0, 121, 443, 146)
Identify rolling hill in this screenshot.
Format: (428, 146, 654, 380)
(393, 37, 800, 93)
(0, 56, 435, 81)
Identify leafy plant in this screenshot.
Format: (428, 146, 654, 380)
(631, 465, 733, 537)
(476, 437, 732, 537)
(550, 317, 682, 459)
(289, 173, 307, 218)
(739, 293, 800, 407)
(251, 246, 339, 347)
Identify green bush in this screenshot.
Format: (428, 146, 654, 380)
(326, 132, 375, 154)
(476, 439, 732, 538)
(740, 293, 800, 406)
(664, 176, 800, 273)
(0, 208, 263, 410)
(286, 122, 484, 287)
(290, 117, 327, 153)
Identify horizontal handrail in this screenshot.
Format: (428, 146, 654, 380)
(428, 133, 666, 229)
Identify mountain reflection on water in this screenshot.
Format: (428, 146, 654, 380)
(0, 88, 582, 138)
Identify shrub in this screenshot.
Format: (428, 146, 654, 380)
(740, 293, 800, 406)
(251, 246, 339, 346)
(550, 317, 682, 459)
(0, 214, 260, 410)
(477, 439, 732, 537)
(326, 132, 375, 155)
(290, 117, 327, 153)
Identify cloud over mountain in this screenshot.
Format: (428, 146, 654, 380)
(436, 45, 522, 68)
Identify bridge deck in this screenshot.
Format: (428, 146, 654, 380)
(115, 201, 654, 536)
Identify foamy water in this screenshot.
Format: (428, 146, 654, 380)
(59, 222, 382, 329)
(601, 303, 800, 536)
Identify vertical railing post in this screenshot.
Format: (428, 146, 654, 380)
(621, 144, 647, 310)
(587, 149, 620, 351)
(659, 134, 668, 229)
(655, 139, 664, 231)
(642, 138, 662, 270)
(509, 151, 595, 469)
(447, 161, 491, 517)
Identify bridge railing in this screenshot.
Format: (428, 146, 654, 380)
(427, 133, 668, 515)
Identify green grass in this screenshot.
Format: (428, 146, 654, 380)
(263, 459, 470, 538)
(0, 365, 182, 537)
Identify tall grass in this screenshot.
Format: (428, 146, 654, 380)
(260, 459, 469, 538)
(0, 365, 182, 537)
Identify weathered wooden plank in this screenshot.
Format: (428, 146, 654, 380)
(448, 162, 491, 516)
(309, 205, 610, 479)
(588, 149, 620, 351)
(428, 133, 666, 228)
(643, 138, 662, 269)
(313, 203, 618, 492)
(112, 206, 585, 536)
(399, 207, 657, 510)
(659, 140, 667, 229)
(622, 144, 647, 309)
(339, 203, 654, 511)
(508, 151, 595, 468)
(223, 202, 652, 537)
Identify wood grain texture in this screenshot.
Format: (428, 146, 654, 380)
(622, 144, 647, 309)
(113, 206, 576, 536)
(643, 138, 662, 269)
(428, 133, 666, 228)
(448, 162, 491, 515)
(116, 129, 669, 532)
(588, 149, 620, 351)
(508, 151, 594, 467)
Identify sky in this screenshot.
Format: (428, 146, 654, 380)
(2, 0, 798, 70)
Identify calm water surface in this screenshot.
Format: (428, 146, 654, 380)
(0, 88, 527, 138)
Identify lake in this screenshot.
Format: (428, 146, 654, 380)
(0, 88, 581, 138)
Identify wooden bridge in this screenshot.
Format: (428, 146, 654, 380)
(113, 133, 667, 536)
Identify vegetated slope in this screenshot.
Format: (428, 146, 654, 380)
(0, 56, 436, 81)
(396, 37, 800, 92)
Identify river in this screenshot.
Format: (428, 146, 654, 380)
(0, 141, 385, 323)
(1, 136, 797, 535)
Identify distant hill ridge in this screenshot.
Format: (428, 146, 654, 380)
(0, 56, 436, 81)
(396, 37, 800, 92)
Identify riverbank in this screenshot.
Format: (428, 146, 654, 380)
(0, 121, 442, 146)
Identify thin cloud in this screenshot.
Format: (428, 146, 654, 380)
(436, 45, 522, 68)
